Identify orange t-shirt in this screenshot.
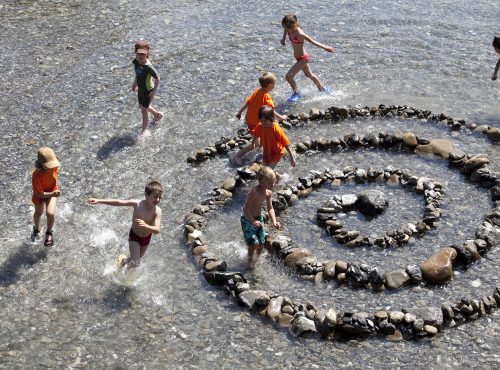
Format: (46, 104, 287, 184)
(32, 168, 59, 204)
(254, 122, 290, 165)
(244, 88, 275, 132)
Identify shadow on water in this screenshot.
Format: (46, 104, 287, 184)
(0, 243, 47, 287)
(97, 133, 136, 161)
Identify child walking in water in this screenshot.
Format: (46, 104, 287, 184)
(244, 106, 296, 171)
(31, 147, 61, 246)
(241, 166, 280, 266)
(132, 40, 163, 136)
(88, 181, 163, 269)
(491, 36, 500, 81)
(233, 72, 287, 165)
(280, 14, 335, 102)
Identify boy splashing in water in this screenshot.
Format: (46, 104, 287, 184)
(88, 181, 163, 269)
(241, 166, 280, 267)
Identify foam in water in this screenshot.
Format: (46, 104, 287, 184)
(91, 228, 118, 248)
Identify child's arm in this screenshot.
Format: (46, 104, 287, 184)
(148, 77, 160, 98)
(285, 145, 297, 167)
(88, 198, 139, 207)
(280, 29, 287, 46)
(492, 58, 500, 81)
(135, 207, 162, 234)
(132, 77, 137, 91)
(300, 30, 335, 52)
(236, 103, 249, 120)
(265, 191, 280, 229)
(274, 111, 288, 122)
(251, 136, 261, 151)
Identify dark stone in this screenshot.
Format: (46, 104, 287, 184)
(203, 271, 246, 285)
(356, 189, 389, 216)
(405, 264, 423, 283)
(404, 307, 443, 329)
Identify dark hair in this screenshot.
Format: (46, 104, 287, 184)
(145, 181, 163, 196)
(134, 40, 150, 59)
(493, 36, 500, 49)
(282, 14, 300, 29)
(258, 105, 274, 122)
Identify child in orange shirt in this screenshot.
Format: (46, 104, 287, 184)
(248, 106, 296, 170)
(31, 147, 61, 246)
(280, 14, 335, 102)
(233, 72, 287, 164)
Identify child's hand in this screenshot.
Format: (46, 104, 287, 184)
(253, 220, 262, 228)
(88, 198, 98, 204)
(236, 112, 241, 120)
(492, 73, 498, 81)
(325, 46, 335, 53)
(131, 82, 137, 92)
(274, 221, 281, 230)
(280, 38, 286, 46)
(53, 190, 61, 197)
(290, 156, 297, 167)
(135, 219, 148, 228)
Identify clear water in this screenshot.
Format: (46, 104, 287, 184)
(0, 0, 499, 368)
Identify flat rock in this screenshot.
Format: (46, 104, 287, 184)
(285, 249, 313, 267)
(384, 269, 410, 289)
(416, 139, 454, 159)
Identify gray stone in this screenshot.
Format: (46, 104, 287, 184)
(404, 307, 443, 328)
(341, 194, 358, 207)
(222, 178, 236, 191)
(356, 189, 389, 216)
(238, 290, 270, 308)
(290, 315, 317, 337)
(405, 264, 423, 283)
(384, 269, 410, 289)
(267, 297, 284, 320)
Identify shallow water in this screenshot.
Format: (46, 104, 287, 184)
(0, 0, 499, 368)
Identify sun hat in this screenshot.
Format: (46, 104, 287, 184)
(37, 147, 60, 169)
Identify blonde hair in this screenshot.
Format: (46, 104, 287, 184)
(257, 166, 276, 183)
(145, 180, 163, 196)
(259, 72, 277, 88)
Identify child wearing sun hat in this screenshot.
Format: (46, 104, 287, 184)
(31, 147, 61, 246)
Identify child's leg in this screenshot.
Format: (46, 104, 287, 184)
(247, 243, 258, 263)
(140, 105, 149, 132)
(45, 197, 57, 232)
(302, 63, 325, 91)
(127, 240, 141, 268)
(139, 244, 149, 258)
(234, 143, 256, 163)
(285, 60, 308, 93)
(148, 105, 163, 121)
(33, 202, 44, 232)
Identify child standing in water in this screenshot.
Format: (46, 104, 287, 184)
(233, 72, 287, 165)
(280, 14, 335, 102)
(31, 147, 61, 246)
(491, 36, 500, 81)
(245, 106, 296, 170)
(88, 181, 163, 269)
(132, 40, 163, 136)
(241, 166, 280, 266)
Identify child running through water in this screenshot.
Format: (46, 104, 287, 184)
(241, 166, 280, 267)
(132, 40, 163, 137)
(245, 106, 296, 172)
(233, 72, 287, 165)
(88, 181, 163, 269)
(491, 36, 500, 81)
(31, 147, 61, 246)
(280, 14, 335, 102)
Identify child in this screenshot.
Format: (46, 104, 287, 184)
(132, 40, 164, 136)
(233, 72, 287, 165)
(245, 106, 296, 170)
(241, 166, 280, 266)
(492, 36, 500, 81)
(31, 147, 61, 246)
(280, 14, 335, 102)
(88, 181, 163, 268)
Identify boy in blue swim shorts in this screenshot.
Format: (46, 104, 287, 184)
(241, 166, 281, 266)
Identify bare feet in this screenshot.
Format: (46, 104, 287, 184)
(153, 112, 164, 123)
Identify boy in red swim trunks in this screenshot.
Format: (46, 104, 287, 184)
(233, 72, 287, 165)
(88, 181, 163, 268)
(246, 106, 296, 171)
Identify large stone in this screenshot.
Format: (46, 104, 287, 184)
(323, 260, 337, 279)
(420, 248, 457, 283)
(384, 269, 410, 289)
(277, 313, 294, 327)
(356, 189, 389, 216)
(416, 139, 454, 159)
(285, 249, 313, 267)
(221, 178, 236, 191)
(341, 194, 358, 208)
(404, 307, 443, 329)
(290, 315, 317, 337)
(238, 290, 270, 308)
(485, 127, 500, 142)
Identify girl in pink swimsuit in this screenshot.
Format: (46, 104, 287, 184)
(280, 14, 335, 102)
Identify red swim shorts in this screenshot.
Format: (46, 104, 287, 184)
(129, 229, 152, 247)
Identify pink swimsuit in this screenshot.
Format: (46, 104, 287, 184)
(288, 31, 309, 62)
